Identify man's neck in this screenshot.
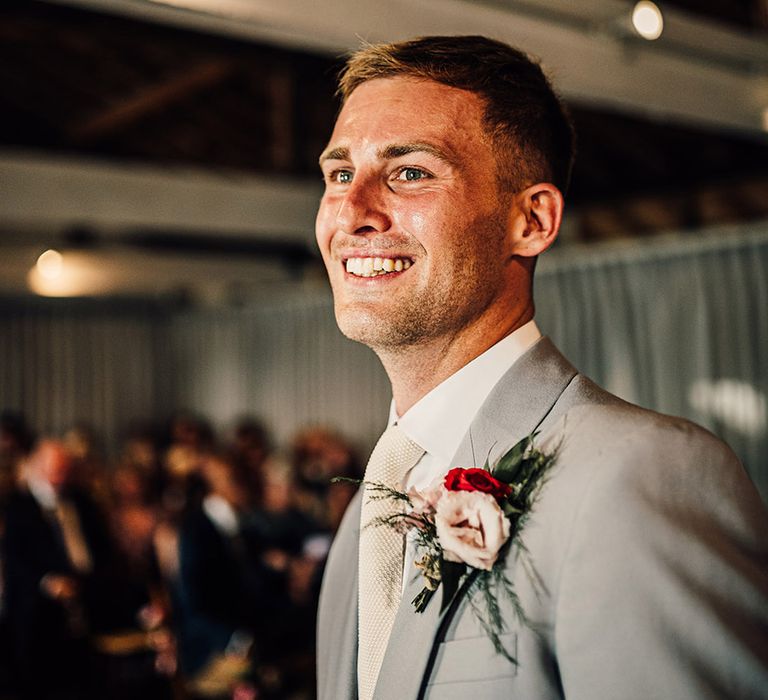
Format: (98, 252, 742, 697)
(379, 305, 534, 416)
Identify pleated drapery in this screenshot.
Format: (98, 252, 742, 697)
(536, 224, 768, 501)
(0, 298, 169, 451)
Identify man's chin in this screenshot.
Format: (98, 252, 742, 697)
(334, 307, 384, 346)
(334, 306, 426, 351)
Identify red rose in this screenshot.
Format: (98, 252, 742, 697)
(443, 467, 512, 501)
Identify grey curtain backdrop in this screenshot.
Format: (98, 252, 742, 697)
(536, 224, 768, 502)
(0, 299, 170, 452)
(167, 295, 391, 453)
(1, 221, 766, 501)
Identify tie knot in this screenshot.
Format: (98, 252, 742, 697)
(363, 423, 424, 488)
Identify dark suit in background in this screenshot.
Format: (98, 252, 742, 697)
(2, 485, 112, 699)
(175, 503, 279, 678)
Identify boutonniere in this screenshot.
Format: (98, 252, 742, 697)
(341, 432, 557, 663)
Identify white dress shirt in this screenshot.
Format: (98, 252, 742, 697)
(388, 320, 542, 588)
(202, 494, 240, 537)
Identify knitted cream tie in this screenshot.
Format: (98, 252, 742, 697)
(358, 424, 425, 700)
(55, 501, 93, 573)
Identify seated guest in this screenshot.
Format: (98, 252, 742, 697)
(119, 425, 167, 507)
(174, 453, 280, 697)
(97, 465, 174, 700)
(229, 417, 271, 506)
(161, 413, 212, 518)
(0, 411, 35, 686)
(253, 456, 322, 560)
(290, 427, 361, 529)
(248, 456, 330, 699)
(64, 423, 109, 506)
(2, 439, 112, 699)
(164, 413, 213, 484)
(109, 465, 161, 575)
(0, 411, 35, 505)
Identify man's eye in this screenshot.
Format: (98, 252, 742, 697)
(396, 167, 429, 182)
(332, 170, 353, 184)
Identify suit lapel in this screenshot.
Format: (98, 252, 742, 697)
(373, 337, 577, 699)
(451, 337, 578, 467)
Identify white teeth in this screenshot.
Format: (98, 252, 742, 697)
(344, 257, 412, 277)
(345, 258, 361, 275)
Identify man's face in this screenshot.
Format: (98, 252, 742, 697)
(315, 77, 516, 351)
(36, 441, 73, 492)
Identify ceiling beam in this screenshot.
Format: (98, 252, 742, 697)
(70, 59, 235, 142)
(0, 149, 322, 243)
(43, 0, 768, 137)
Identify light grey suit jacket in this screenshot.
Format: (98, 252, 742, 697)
(317, 338, 768, 699)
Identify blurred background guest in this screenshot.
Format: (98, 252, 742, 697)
(2, 439, 111, 699)
(119, 424, 168, 507)
(2, 437, 174, 700)
(290, 427, 361, 530)
(0, 413, 363, 699)
(0, 412, 35, 505)
(161, 412, 213, 520)
(229, 417, 271, 507)
(174, 452, 282, 699)
(64, 423, 109, 506)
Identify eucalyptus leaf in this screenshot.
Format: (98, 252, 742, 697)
(492, 434, 535, 482)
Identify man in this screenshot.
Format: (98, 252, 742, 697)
(2, 440, 113, 699)
(315, 36, 768, 700)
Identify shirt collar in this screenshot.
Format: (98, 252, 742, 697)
(27, 475, 58, 511)
(203, 494, 240, 536)
(390, 320, 541, 464)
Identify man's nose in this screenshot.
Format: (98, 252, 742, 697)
(335, 175, 392, 235)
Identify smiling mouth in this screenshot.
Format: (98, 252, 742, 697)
(343, 256, 413, 278)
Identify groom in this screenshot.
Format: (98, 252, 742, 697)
(315, 36, 768, 699)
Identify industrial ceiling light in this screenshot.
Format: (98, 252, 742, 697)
(36, 249, 63, 280)
(632, 1, 664, 41)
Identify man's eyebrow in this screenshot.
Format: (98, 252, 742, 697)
(378, 142, 455, 166)
(318, 146, 350, 166)
(318, 142, 456, 168)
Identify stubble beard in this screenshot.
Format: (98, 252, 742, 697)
(332, 214, 508, 356)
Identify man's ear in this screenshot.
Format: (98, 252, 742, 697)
(507, 183, 564, 257)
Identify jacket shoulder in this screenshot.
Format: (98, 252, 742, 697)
(518, 376, 768, 699)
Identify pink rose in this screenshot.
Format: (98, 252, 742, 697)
(435, 490, 510, 570)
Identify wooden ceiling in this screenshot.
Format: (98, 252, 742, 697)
(0, 0, 339, 175)
(2, 0, 768, 245)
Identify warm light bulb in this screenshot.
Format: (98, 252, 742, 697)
(632, 1, 664, 40)
(37, 249, 63, 280)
